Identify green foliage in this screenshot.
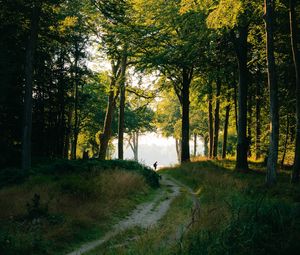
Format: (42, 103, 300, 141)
(1, 159, 160, 189)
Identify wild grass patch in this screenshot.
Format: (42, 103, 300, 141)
(162, 160, 300, 255)
(0, 160, 158, 255)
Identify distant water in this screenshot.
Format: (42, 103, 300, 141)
(112, 132, 204, 168)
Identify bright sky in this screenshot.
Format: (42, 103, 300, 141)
(112, 132, 204, 168)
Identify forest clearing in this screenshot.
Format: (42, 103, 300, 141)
(1, 0, 300, 254)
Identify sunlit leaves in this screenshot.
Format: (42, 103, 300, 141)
(206, 0, 243, 29)
(57, 16, 78, 32)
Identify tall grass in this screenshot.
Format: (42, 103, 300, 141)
(0, 160, 159, 255)
(162, 160, 300, 255)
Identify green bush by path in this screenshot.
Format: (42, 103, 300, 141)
(0, 159, 160, 188)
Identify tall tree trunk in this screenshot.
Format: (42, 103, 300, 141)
(134, 131, 138, 161)
(233, 82, 238, 133)
(193, 133, 197, 157)
(265, 0, 279, 186)
(180, 67, 192, 162)
(58, 51, 66, 158)
(222, 103, 231, 159)
(71, 43, 80, 160)
(21, 1, 41, 171)
(281, 114, 290, 168)
(247, 91, 253, 157)
(255, 78, 262, 160)
(290, 0, 300, 183)
(233, 26, 249, 171)
(175, 138, 181, 162)
(64, 106, 73, 158)
(99, 62, 120, 159)
(128, 131, 139, 161)
(208, 81, 214, 158)
(99, 85, 116, 159)
(204, 135, 209, 157)
(118, 51, 127, 160)
(213, 80, 221, 158)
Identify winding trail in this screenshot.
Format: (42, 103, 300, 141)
(66, 176, 183, 255)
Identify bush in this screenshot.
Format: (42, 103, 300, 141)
(26, 193, 48, 220)
(187, 199, 300, 255)
(0, 159, 160, 189)
(0, 167, 26, 187)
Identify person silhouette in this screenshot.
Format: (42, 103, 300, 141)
(153, 161, 158, 170)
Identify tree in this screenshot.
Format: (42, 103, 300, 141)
(22, 0, 42, 171)
(264, 0, 279, 186)
(132, 0, 209, 162)
(290, 0, 300, 183)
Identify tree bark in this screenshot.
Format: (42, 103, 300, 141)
(99, 62, 120, 159)
(118, 51, 127, 160)
(213, 79, 221, 158)
(180, 67, 192, 162)
(22, 0, 41, 171)
(193, 133, 197, 157)
(255, 78, 262, 160)
(281, 114, 290, 168)
(208, 81, 214, 158)
(128, 131, 139, 161)
(204, 135, 209, 157)
(222, 102, 231, 159)
(233, 82, 238, 133)
(71, 43, 80, 160)
(233, 26, 249, 171)
(175, 138, 181, 162)
(290, 0, 300, 183)
(265, 0, 279, 186)
(247, 91, 253, 157)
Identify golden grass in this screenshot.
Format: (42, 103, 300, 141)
(0, 169, 153, 254)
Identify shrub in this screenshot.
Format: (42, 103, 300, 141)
(26, 193, 48, 220)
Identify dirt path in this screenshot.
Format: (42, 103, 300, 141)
(66, 176, 181, 255)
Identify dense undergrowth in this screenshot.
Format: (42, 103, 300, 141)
(162, 160, 300, 255)
(0, 159, 159, 255)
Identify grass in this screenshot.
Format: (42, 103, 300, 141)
(0, 159, 159, 255)
(161, 159, 300, 255)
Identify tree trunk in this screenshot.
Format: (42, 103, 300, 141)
(247, 91, 253, 157)
(21, 1, 41, 171)
(265, 0, 279, 186)
(213, 79, 221, 158)
(181, 68, 192, 162)
(281, 115, 290, 168)
(255, 78, 262, 160)
(134, 131, 138, 161)
(193, 133, 197, 157)
(204, 135, 209, 157)
(128, 131, 139, 161)
(64, 106, 73, 158)
(99, 62, 119, 159)
(175, 138, 181, 162)
(233, 82, 238, 133)
(118, 51, 127, 160)
(290, 0, 300, 183)
(208, 81, 214, 158)
(234, 25, 249, 171)
(71, 43, 80, 160)
(222, 103, 231, 159)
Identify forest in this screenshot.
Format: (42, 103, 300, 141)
(1, 0, 300, 254)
